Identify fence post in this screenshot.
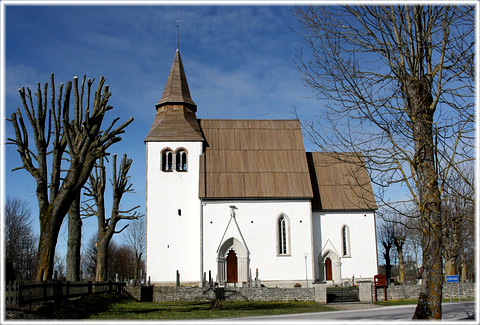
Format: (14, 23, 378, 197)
(43, 281, 47, 300)
(15, 281, 19, 307)
(66, 281, 70, 297)
(88, 281, 93, 294)
(7, 281, 11, 307)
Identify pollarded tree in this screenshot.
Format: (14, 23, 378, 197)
(294, 5, 474, 319)
(83, 154, 143, 281)
(8, 74, 133, 281)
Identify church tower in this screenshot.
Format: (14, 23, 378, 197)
(145, 49, 204, 285)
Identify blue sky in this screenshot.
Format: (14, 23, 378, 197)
(3, 4, 323, 259)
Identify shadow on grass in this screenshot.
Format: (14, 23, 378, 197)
(33, 292, 129, 319)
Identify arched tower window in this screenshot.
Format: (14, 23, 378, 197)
(342, 225, 351, 257)
(176, 149, 187, 171)
(277, 214, 290, 255)
(161, 149, 173, 171)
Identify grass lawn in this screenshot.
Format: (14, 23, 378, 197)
(92, 300, 336, 320)
(31, 293, 335, 320)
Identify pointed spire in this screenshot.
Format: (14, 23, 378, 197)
(156, 50, 197, 112)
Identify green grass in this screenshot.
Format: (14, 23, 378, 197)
(30, 293, 335, 320)
(91, 300, 336, 320)
(33, 292, 129, 319)
(375, 297, 475, 306)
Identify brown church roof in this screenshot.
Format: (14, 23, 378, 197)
(199, 119, 314, 199)
(307, 152, 377, 211)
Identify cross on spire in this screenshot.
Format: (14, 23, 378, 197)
(176, 19, 180, 51)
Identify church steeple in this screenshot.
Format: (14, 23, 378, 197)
(145, 50, 204, 142)
(156, 50, 197, 112)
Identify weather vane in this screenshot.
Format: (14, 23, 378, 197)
(176, 19, 180, 51)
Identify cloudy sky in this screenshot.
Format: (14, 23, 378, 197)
(3, 3, 326, 257)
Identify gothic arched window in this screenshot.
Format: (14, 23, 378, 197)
(277, 214, 290, 255)
(161, 149, 173, 171)
(342, 225, 351, 257)
(176, 149, 187, 171)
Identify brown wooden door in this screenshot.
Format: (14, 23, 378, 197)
(325, 257, 332, 281)
(226, 250, 238, 283)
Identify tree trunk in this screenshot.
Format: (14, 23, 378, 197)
(36, 208, 62, 281)
(407, 78, 443, 320)
(398, 248, 405, 284)
(96, 240, 109, 282)
(460, 249, 467, 282)
(66, 192, 82, 281)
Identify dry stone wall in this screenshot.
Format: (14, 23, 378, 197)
(373, 283, 475, 301)
(124, 283, 475, 303)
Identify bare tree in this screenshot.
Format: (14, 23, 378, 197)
(5, 198, 38, 282)
(377, 220, 394, 281)
(83, 154, 142, 281)
(7, 74, 133, 281)
(293, 5, 474, 319)
(123, 219, 145, 284)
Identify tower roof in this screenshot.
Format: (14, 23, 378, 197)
(156, 50, 197, 111)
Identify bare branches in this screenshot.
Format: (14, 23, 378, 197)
(82, 153, 143, 281)
(6, 73, 134, 280)
(293, 5, 474, 319)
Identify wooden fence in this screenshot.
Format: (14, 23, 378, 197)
(5, 280, 126, 309)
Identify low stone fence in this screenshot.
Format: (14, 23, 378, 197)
(125, 286, 314, 302)
(372, 283, 475, 301)
(124, 282, 475, 303)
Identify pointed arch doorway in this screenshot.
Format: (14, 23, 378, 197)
(325, 257, 333, 281)
(319, 250, 341, 283)
(217, 237, 249, 284)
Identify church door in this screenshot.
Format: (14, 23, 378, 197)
(226, 249, 238, 283)
(325, 257, 333, 281)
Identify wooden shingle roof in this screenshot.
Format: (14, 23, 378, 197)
(306, 152, 377, 211)
(144, 104, 204, 142)
(156, 50, 197, 111)
(199, 119, 314, 199)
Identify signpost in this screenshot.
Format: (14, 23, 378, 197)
(445, 275, 460, 302)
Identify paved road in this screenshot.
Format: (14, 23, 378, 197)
(224, 302, 476, 322)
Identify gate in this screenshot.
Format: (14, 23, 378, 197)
(326, 286, 359, 303)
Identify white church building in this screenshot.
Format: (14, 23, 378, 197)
(145, 50, 379, 287)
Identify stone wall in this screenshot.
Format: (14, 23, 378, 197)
(124, 282, 475, 303)
(151, 286, 315, 302)
(373, 283, 475, 301)
(125, 286, 314, 302)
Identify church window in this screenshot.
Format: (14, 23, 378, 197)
(176, 149, 188, 171)
(277, 214, 290, 255)
(342, 225, 351, 257)
(161, 149, 173, 171)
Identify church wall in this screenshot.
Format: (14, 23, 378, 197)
(145, 141, 203, 284)
(202, 200, 314, 285)
(312, 211, 378, 283)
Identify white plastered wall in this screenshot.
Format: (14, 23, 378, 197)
(312, 211, 378, 284)
(145, 141, 203, 285)
(202, 200, 314, 286)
